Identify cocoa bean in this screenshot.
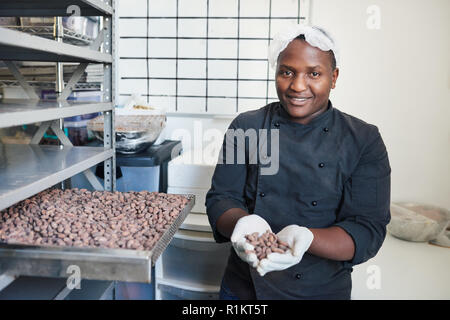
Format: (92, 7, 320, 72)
(0, 189, 190, 252)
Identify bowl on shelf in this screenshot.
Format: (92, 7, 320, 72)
(387, 202, 450, 242)
(87, 106, 166, 154)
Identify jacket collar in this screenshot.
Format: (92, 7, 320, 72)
(274, 100, 333, 128)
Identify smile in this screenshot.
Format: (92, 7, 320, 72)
(287, 96, 312, 105)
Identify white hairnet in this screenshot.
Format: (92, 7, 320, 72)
(268, 24, 340, 69)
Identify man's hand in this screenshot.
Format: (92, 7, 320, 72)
(231, 215, 271, 268)
(257, 225, 314, 276)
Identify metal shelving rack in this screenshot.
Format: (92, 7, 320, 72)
(0, 80, 102, 91)
(2, 25, 95, 46)
(0, 0, 116, 298)
(0, 0, 115, 210)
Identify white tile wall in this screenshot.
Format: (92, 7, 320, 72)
(178, 19, 207, 37)
(178, 80, 206, 96)
(118, 0, 307, 112)
(240, 19, 270, 38)
(238, 40, 268, 59)
(208, 19, 238, 38)
(178, 0, 208, 16)
(270, 19, 299, 38)
(209, 0, 238, 17)
(207, 80, 236, 97)
(119, 19, 147, 37)
(240, 0, 270, 17)
(238, 98, 267, 112)
(119, 59, 147, 78)
(267, 81, 278, 98)
(148, 19, 177, 37)
(148, 59, 177, 78)
(238, 80, 267, 98)
(268, 65, 276, 79)
(119, 78, 147, 94)
(148, 0, 177, 17)
(178, 60, 206, 78)
(271, 0, 299, 17)
(208, 39, 238, 59)
(118, 38, 146, 57)
(178, 39, 207, 58)
(208, 60, 237, 79)
(239, 60, 269, 79)
(177, 97, 206, 113)
(207, 98, 237, 114)
(147, 39, 177, 57)
(149, 79, 176, 95)
(118, 0, 147, 17)
(148, 96, 176, 112)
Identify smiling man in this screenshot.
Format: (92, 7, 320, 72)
(206, 25, 391, 300)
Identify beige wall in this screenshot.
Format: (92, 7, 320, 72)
(310, 0, 450, 208)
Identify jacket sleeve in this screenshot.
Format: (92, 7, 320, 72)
(334, 127, 391, 267)
(205, 116, 249, 243)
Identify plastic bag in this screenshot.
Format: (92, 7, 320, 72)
(388, 203, 450, 242)
(87, 95, 166, 154)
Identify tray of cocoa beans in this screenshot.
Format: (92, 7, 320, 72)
(0, 188, 195, 283)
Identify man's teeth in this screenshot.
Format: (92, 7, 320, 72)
(291, 97, 309, 101)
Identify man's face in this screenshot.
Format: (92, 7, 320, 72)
(276, 39, 339, 125)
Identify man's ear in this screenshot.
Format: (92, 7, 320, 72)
(331, 68, 339, 89)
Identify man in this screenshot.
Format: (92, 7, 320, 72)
(205, 25, 391, 300)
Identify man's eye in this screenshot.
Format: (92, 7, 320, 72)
(280, 70, 293, 77)
(311, 72, 320, 77)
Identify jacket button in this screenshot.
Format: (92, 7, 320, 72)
(323, 127, 329, 132)
(274, 122, 280, 128)
(259, 192, 265, 197)
(318, 163, 324, 168)
(295, 273, 302, 279)
(311, 201, 317, 206)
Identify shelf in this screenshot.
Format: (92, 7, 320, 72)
(0, 80, 102, 90)
(0, 276, 68, 300)
(0, 196, 195, 283)
(0, 27, 112, 63)
(3, 25, 94, 46)
(0, 99, 112, 129)
(156, 277, 220, 293)
(65, 279, 115, 300)
(0, 0, 113, 16)
(0, 144, 114, 211)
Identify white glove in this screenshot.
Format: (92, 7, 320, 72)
(231, 215, 272, 268)
(256, 225, 314, 276)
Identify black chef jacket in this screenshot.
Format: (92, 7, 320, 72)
(205, 101, 391, 300)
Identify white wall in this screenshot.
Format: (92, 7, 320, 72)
(309, 0, 450, 208)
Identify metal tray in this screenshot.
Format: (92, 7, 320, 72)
(0, 194, 195, 283)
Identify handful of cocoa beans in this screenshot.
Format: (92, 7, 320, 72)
(244, 230, 290, 260)
(0, 188, 190, 251)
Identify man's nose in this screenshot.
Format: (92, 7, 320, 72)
(290, 75, 307, 92)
